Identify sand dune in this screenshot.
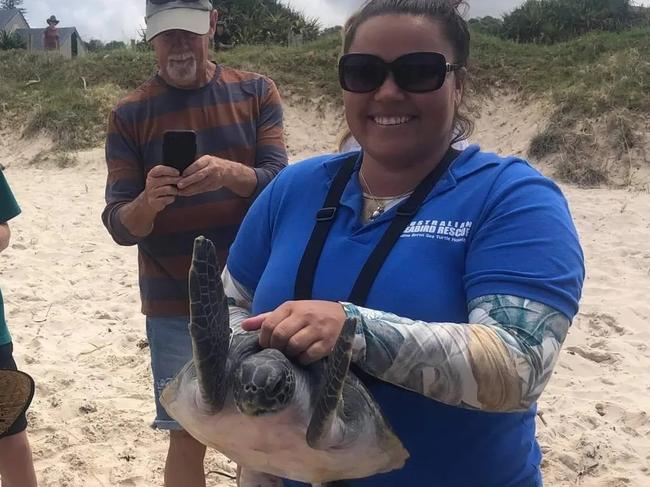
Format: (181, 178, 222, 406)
(0, 102, 648, 486)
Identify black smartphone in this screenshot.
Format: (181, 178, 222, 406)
(162, 130, 197, 173)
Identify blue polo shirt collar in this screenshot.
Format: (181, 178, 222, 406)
(320, 145, 500, 223)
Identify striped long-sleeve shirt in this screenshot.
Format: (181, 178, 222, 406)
(102, 66, 287, 316)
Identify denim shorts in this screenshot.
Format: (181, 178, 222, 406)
(0, 342, 31, 439)
(145, 315, 193, 430)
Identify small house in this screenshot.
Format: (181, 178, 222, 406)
(0, 8, 87, 58)
(0, 8, 29, 34)
(15, 27, 87, 59)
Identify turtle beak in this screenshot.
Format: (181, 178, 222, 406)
(233, 349, 296, 416)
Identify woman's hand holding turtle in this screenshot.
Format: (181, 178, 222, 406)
(242, 301, 347, 365)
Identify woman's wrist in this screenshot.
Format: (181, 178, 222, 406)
(338, 301, 367, 362)
(339, 301, 360, 320)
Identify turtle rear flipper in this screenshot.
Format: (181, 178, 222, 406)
(0, 369, 34, 436)
(306, 316, 358, 450)
(188, 236, 231, 412)
(238, 468, 284, 486)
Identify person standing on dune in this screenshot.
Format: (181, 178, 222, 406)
(43, 15, 60, 51)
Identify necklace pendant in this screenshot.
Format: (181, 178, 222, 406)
(370, 206, 385, 220)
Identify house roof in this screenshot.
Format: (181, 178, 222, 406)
(15, 27, 83, 50)
(0, 8, 21, 29)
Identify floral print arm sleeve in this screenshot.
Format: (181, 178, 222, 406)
(223, 264, 569, 414)
(342, 295, 570, 413)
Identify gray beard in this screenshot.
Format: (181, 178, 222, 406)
(165, 58, 198, 86)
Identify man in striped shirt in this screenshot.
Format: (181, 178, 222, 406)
(101, 1, 287, 485)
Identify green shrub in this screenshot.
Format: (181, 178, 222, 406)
(0, 31, 26, 50)
(501, 0, 634, 43)
(468, 16, 504, 37)
(529, 130, 564, 159)
(24, 89, 109, 150)
(212, 0, 320, 45)
(0, 23, 648, 181)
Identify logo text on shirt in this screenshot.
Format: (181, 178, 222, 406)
(401, 220, 473, 243)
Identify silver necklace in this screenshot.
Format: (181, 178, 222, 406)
(359, 169, 412, 221)
(359, 169, 386, 220)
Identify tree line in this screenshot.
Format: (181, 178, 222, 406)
(470, 0, 649, 44)
(1, 0, 322, 52)
(211, 0, 320, 45)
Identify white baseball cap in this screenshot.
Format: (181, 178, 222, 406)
(145, 0, 213, 41)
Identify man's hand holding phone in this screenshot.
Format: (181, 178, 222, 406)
(176, 155, 234, 197)
(161, 129, 226, 196)
(144, 165, 181, 213)
(161, 129, 257, 199)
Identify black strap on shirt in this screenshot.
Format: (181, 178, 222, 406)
(293, 154, 358, 301)
(294, 148, 460, 306)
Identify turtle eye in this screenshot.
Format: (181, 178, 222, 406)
(269, 378, 284, 397)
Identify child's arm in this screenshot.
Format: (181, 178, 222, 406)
(0, 222, 10, 253)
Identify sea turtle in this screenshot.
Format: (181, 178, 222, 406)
(160, 237, 409, 486)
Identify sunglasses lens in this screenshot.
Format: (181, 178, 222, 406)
(394, 53, 447, 92)
(150, 0, 199, 4)
(339, 55, 386, 93)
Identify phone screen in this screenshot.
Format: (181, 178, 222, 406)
(162, 130, 197, 173)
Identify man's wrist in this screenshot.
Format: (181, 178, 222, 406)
(118, 192, 158, 239)
(135, 191, 159, 219)
(220, 157, 240, 189)
(219, 158, 257, 197)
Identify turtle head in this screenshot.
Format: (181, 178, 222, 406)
(233, 349, 295, 416)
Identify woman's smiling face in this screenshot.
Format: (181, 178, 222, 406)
(343, 14, 463, 166)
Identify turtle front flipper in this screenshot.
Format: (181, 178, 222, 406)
(306, 316, 358, 449)
(188, 236, 231, 412)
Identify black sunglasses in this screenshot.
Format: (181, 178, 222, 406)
(339, 52, 463, 94)
(149, 0, 200, 4)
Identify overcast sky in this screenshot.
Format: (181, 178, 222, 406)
(20, 0, 650, 42)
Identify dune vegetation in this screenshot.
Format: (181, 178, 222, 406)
(0, 10, 648, 185)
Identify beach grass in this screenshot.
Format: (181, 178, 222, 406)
(0, 26, 648, 182)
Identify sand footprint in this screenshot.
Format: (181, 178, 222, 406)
(583, 312, 628, 337)
(565, 345, 620, 364)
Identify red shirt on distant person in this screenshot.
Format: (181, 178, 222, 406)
(44, 15, 60, 50)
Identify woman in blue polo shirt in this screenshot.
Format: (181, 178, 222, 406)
(224, 0, 585, 485)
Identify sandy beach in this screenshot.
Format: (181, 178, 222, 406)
(1, 101, 649, 486)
